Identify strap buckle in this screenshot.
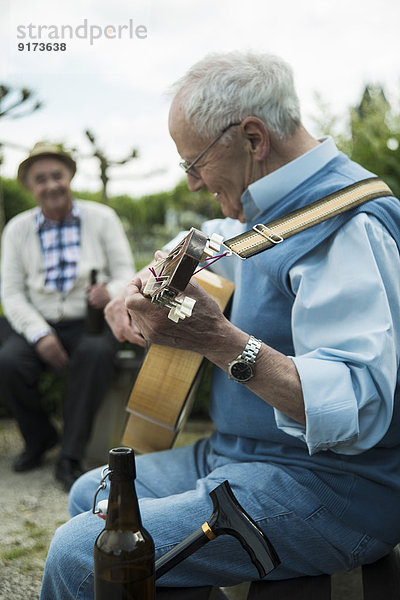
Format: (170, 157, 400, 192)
(253, 224, 283, 245)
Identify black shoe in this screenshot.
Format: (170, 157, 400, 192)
(13, 429, 59, 472)
(55, 458, 84, 492)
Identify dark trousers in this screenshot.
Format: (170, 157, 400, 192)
(0, 319, 121, 460)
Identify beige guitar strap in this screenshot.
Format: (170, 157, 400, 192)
(223, 177, 393, 259)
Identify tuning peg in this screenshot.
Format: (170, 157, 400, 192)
(208, 233, 224, 252)
(168, 296, 196, 322)
(202, 233, 224, 259)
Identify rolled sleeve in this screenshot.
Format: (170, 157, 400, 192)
(275, 357, 359, 455)
(274, 214, 400, 455)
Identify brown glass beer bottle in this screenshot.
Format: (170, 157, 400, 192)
(94, 447, 155, 599)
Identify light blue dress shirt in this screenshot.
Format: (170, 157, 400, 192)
(204, 137, 400, 455)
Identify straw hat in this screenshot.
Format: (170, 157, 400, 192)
(18, 142, 76, 186)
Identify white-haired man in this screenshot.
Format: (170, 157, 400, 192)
(40, 52, 400, 597)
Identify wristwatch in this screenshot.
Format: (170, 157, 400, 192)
(228, 335, 262, 383)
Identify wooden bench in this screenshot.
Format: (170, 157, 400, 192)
(156, 544, 400, 599)
(85, 346, 144, 467)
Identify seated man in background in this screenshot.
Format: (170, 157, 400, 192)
(0, 142, 136, 490)
(41, 51, 400, 597)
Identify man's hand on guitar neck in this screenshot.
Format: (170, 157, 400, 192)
(104, 252, 167, 346)
(124, 275, 232, 356)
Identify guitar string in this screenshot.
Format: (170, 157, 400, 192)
(194, 251, 230, 275)
(148, 250, 229, 281)
(148, 263, 166, 282)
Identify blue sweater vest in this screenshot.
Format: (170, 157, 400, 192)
(209, 152, 400, 544)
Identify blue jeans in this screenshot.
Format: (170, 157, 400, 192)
(40, 438, 392, 599)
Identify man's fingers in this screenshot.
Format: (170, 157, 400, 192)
(154, 250, 168, 261)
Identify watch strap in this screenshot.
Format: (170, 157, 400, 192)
(239, 335, 262, 363)
(228, 335, 262, 383)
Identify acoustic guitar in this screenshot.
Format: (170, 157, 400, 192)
(122, 228, 235, 454)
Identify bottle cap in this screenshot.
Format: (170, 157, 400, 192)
(108, 447, 136, 479)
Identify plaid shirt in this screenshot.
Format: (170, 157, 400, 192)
(35, 203, 81, 294)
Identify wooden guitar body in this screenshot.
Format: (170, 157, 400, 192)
(122, 267, 234, 454)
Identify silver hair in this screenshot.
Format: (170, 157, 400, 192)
(169, 50, 301, 140)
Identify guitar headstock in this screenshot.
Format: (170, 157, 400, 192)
(143, 227, 223, 322)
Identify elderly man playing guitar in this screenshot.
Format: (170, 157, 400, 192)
(40, 51, 400, 598)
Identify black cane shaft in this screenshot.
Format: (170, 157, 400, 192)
(155, 526, 209, 579)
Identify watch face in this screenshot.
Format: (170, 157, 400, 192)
(229, 360, 253, 382)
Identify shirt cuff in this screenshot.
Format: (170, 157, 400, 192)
(274, 356, 360, 455)
(31, 329, 52, 344)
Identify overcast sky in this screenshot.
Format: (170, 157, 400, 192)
(1, 0, 399, 197)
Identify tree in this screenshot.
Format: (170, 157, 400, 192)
(312, 85, 400, 197)
(84, 129, 138, 203)
(349, 86, 400, 197)
(0, 85, 42, 119)
(0, 85, 43, 233)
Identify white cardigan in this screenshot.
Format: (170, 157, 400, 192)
(1, 200, 135, 342)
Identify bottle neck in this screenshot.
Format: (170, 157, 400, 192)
(105, 475, 142, 531)
(90, 269, 98, 285)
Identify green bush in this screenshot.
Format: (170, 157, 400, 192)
(1, 178, 35, 223)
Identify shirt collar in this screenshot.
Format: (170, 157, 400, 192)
(241, 136, 339, 222)
(35, 200, 81, 231)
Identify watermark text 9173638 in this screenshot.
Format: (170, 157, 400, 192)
(18, 42, 67, 52)
(16, 18, 148, 47)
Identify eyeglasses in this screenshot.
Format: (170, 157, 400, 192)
(179, 122, 241, 179)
